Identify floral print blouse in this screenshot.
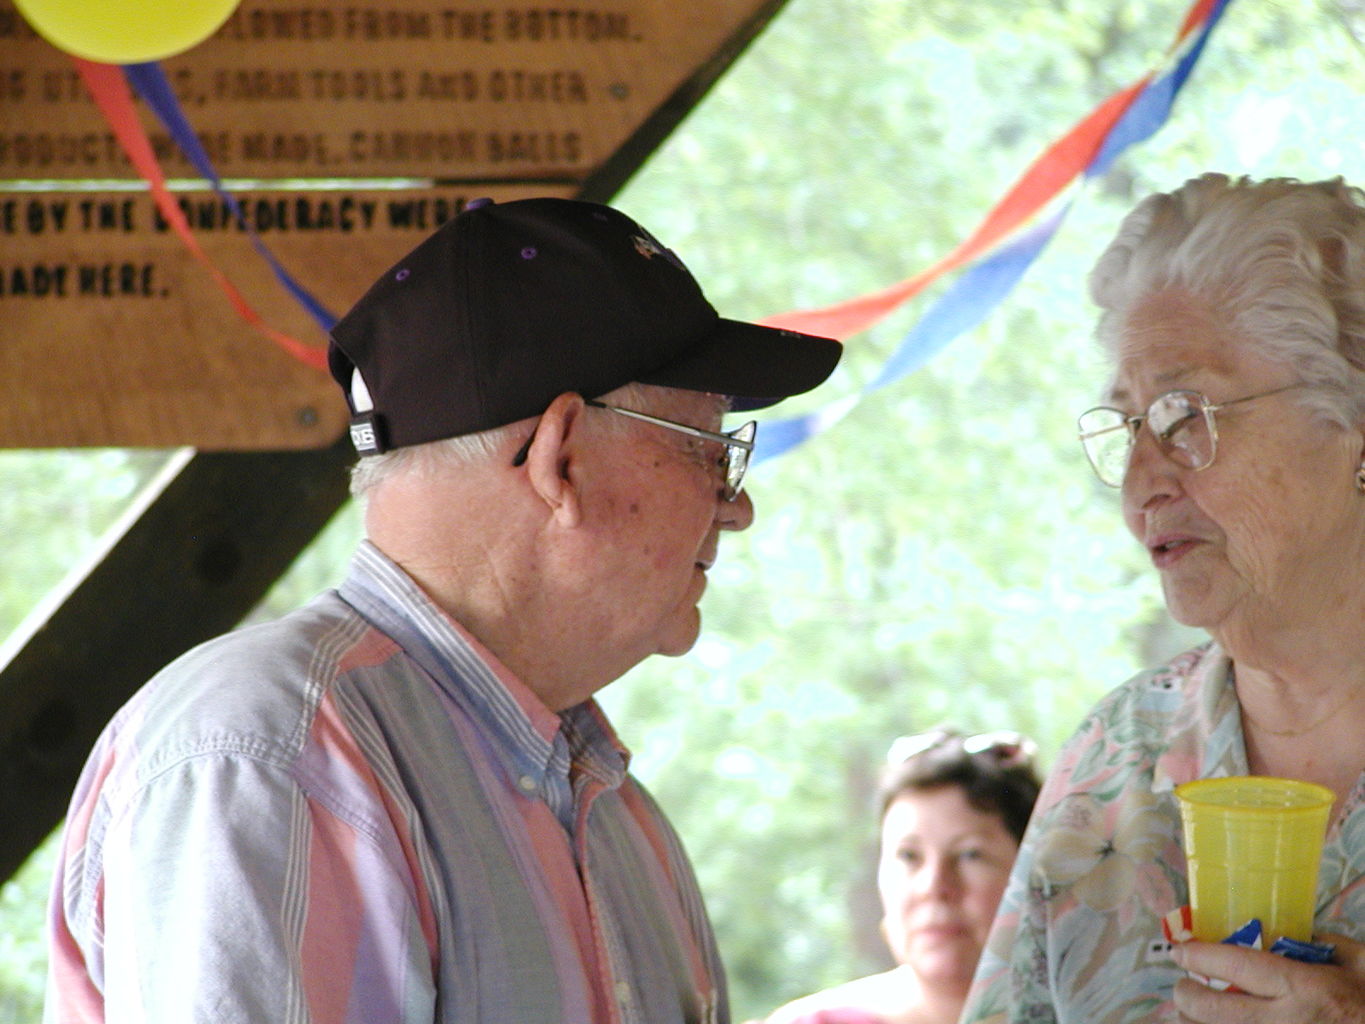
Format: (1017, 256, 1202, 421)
(959, 641, 1365, 1023)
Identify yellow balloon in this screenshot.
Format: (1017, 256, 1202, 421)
(14, 0, 241, 64)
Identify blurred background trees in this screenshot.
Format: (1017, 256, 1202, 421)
(2, 0, 1361, 1020)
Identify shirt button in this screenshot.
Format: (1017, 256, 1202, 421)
(518, 775, 537, 793)
(614, 981, 632, 1005)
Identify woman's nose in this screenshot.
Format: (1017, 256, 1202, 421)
(1121, 426, 1179, 513)
(914, 857, 961, 900)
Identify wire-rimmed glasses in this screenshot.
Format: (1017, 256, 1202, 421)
(585, 400, 756, 501)
(1076, 384, 1306, 488)
(511, 399, 757, 501)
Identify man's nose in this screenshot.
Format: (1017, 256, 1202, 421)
(717, 487, 755, 531)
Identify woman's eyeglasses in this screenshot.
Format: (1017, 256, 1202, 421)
(886, 729, 1037, 771)
(1076, 383, 1306, 488)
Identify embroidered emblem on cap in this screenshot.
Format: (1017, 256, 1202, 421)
(632, 231, 685, 271)
(632, 234, 662, 259)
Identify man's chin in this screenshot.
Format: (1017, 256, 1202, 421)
(656, 612, 702, 658)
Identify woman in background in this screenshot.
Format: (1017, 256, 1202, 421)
(757, 729, 1041, 1024)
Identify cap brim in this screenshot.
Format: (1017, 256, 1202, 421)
(637, 319, 842, 411)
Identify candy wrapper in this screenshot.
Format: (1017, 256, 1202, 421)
(1162, 907, 1336, 991)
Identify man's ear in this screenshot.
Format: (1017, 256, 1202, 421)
(1354, 423, 1365, 490)
(524, 392, 587, 527)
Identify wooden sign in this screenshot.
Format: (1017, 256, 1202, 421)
(0, 0, 784, 448)
(0, 183, 576, 448)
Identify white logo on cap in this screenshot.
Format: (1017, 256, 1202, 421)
(350, 418, 379, 454)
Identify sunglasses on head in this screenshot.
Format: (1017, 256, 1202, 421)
(885, 729, 1037, 771)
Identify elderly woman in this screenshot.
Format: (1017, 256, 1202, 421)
(758, 729, 1041, 1024)
(959, 173, 1365, 1024)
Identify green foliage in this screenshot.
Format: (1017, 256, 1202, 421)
(2, 1, 1361, 1021)
(0, 839, 54, 1024)
(0, 449, 170, 642)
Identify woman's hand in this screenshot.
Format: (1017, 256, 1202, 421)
(1173, 934, 1365, 1023)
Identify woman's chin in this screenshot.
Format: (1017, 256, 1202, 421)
(905, 944, 980, 989)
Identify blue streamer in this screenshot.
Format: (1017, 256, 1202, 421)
(123, 62, 339, 332)
(754, 206, 1066, 466)
(1088, 0, 1232, 176)
(867, 205, 1068, 393)
(754, 395, 864, 462)
(753, 0, 1234, 467)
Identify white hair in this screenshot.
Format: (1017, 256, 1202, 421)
(1088, 173, 1365, 426)
(348, 381, 670, 498)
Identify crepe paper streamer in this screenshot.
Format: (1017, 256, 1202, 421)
(75, 59, 329, 372)
(755, 394, 860, 464)
(752, 0, 1232, 466)
(758, 81, 1134, 345)
(124, 62, 339, 335)
(14, 0, 239, 64)
(755, 204, 1067, 463)
(756, 81, 1138, 343)
(864, 204, 1068, 394)
(762, 0, 1228, 343)
(1090, 3, 1229, 174)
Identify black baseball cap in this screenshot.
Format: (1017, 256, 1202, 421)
(328, 197, 842, 454)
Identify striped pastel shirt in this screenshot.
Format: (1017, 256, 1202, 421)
(45, 541, 727, 1023)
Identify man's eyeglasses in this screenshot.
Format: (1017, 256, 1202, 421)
(1076, 383, 1306, 488)
(886, 729, 1037, 771)
(511, 399, 757, 501)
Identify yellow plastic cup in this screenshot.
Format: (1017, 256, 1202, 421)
(1176, 776, 1334, 944)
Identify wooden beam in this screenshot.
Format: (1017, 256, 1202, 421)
(0, 440, 353, 882)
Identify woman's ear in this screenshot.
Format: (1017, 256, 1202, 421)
(524, 392, 587, 527)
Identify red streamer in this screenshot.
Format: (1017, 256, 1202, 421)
(762, 0, 1216, 341)
(76, 59, 329, 372)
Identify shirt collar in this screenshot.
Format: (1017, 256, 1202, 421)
(339, 541, 629, 793)
(1151, 640, 1248, 793)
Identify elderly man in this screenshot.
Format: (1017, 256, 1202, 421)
(45, 197, 841, 1024)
